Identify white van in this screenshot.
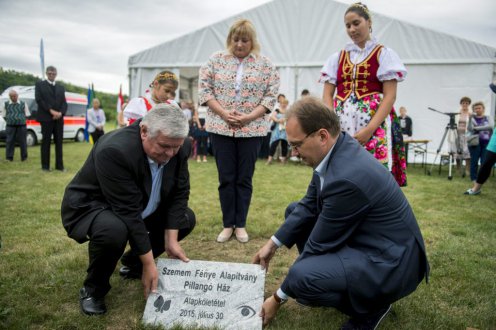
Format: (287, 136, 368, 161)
(0, 86, 88, 146)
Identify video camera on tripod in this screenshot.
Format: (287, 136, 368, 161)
(427, 107, 461, 180)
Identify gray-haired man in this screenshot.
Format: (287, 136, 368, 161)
(62, 103, 196, 315)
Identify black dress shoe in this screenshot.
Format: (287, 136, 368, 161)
(341, 305, 391, 330)
(119, 266, 142, 279)
(79, 287, 106, 315)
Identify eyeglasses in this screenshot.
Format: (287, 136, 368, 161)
(288, 129, 319, 151)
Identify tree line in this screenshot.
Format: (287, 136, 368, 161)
(0, 67, 126, 121)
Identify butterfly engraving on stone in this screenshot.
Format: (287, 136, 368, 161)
(154, 295, 171, 313)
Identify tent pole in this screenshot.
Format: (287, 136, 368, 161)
(294, 66, 299, 103)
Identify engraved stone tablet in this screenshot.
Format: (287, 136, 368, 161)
(143, 259, 265, 330)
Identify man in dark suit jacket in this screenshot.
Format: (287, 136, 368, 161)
(61, 103, 195, 315)
(253, 97, 429, 329)
(35, 66, 67, 171)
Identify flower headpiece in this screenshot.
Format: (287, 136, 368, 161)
(154, 71, 178, 83)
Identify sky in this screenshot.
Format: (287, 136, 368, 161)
(0, 0, 495, 94)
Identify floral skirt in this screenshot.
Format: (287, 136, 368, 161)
(334, 93, 407, 187)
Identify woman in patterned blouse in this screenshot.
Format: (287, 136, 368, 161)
(198, 19, 280, 243)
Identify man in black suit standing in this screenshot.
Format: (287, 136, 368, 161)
(61, 103, 195, 315)
(253, 97, 429, 329)
(35, 65, 67, 171)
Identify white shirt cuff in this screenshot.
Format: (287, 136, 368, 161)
(276, 288, 289, 300)
(271, 235, 283, 248)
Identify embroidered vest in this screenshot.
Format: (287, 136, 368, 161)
(4, 101, 26, 126)
(336, 45, 383, 101)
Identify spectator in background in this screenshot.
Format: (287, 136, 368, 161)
(456, 96, 471, 178)
(267, 98, 288, 165)
(276, 94, 286, 108)
(466, 101, 493, 182)
(193, 104, 209, 162)
(181, 101, 193, 122)
(35, 65, 67, 171)
(261, 93, 287, 159)
(87, 98, 106, 143)
(300, 89, 310, 98)
(464, 83, 496, 195)
(399, 106, 412, 162)
(1, 89, 30, 161)
(399, 106, 412, 138)
(198, 18, 279, 243)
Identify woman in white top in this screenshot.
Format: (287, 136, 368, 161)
(319, 2, 407, 186)
(87, 98, 106, 143)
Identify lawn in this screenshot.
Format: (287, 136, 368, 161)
(0, 140, 495, 330)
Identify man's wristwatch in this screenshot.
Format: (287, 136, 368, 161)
(273, 292, 288, 305)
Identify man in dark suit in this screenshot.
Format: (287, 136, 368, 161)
(61, 103, 195, 315)
(35, 66, 67, 171)
(253, 97, 429, 329)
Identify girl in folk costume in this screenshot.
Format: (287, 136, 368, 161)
(124, 70, 178, 125)
(320, 2, 408, 186)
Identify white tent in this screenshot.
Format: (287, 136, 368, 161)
(128, 0, 496, 162)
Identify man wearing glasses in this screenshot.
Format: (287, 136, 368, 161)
(253, 97, 429, 330)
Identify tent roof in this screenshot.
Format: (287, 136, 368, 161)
(128, 0, 496, 70)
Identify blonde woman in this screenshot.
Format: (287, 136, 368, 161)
(199, 19, 280, 243)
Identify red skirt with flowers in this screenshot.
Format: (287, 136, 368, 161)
(334, 93, 407, 187)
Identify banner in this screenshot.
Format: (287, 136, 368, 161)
(85, 84, 95, 143)
(117, 84, 124, 127)
(40, 38, 45, 78)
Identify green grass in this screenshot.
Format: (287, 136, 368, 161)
(0, 140, 495, 330)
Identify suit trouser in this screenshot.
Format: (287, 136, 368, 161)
(40, 119, 64, 170)
(5, 125, 27, 160)
(210, 133, 262, 228)
(280, 202, 355, 316)
(84, 208, 196, 298)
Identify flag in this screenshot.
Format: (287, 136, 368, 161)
(85, 84, 95, 143)
(117, 84, 124, 127)
(40, 38, 45, 78)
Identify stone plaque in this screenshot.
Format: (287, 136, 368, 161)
(143, 259, 265, 330)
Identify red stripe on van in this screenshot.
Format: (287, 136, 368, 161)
(26, 117, 85, 126)
(66, 97, 87, 104)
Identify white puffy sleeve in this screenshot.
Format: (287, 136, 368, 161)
(377, 47, 407, 82)
(319, 51, 341, 85)
(123, 97, 147, 120)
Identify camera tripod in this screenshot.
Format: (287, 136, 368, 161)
(427, 107, 461, 180)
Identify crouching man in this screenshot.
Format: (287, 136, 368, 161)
(253, 97, 429, 329)
(62, 103, 195, 315)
